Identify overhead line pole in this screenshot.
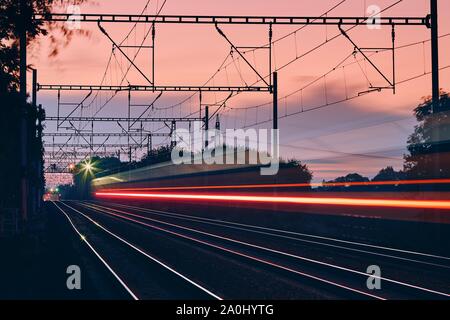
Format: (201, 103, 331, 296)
(430, 0, 439, 113)
(429, 0, 440, 179)
(31, 69, 39, 214)
(19, 0, 28, 222)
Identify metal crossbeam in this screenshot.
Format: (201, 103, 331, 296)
(43, 132, 170, 137)
(44, 151, 115, 157)
(33, 13, 429, 26)
(44, 143, 149, 148)
(44, 159, 113, 163)
(37, 84, 270, 92)
(45, 116, 203, 122)
(45, 168, 73, 174)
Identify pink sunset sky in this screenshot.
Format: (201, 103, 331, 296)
(32, 0, 450, 183)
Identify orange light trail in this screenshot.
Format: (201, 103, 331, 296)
(95, 192, 450, 210)
(100, 178, 450, 193)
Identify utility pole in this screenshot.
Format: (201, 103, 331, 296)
(32, 70, 37, 109)
(19, 0, 28, 222)
(430, 0, 440, 178)
(152, 23, 156, 86)
(31, 69, 38, 214)
(147, 134, 153, 155)
(215, 115, 220, 131)
(204, 106, 209, 148)
(170, 120, 177, 148)
(430, 0, 439, 112)
(272, 71, 279, 204)
(272, 72, 278, 131)
(36, 104, 44, 211)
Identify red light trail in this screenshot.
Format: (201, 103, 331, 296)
(100, 178, 450, 193)
(95, 192, 450, 210)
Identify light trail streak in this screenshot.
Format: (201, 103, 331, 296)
(99, 179, 450, 192)
(95, 192, 450, 210)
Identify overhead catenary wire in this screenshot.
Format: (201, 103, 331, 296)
(48, 0, 170, 166)
(119, 1, 361, 141)
(210, 0, 405, 122)
(156, 0, 349, 114)
(232, 32, 450, 113)
(87, 1, 168, 119)
(152, 0, 404, 138)
(241, 64, 450, 128)
(150, 0, 351, 134)
(49, 0, 443, 166)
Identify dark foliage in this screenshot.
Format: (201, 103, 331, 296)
(372, 166, 405, 181)
(284, 159, 313, 183)
(320, 173, 370, 191)
(0, 0, 87, 210)
(404, 92, 450, 179)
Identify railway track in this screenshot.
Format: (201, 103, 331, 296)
(51, 200, 450, 299)
(52, 201, 222, 300)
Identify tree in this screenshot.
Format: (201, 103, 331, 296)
(333, 173, 370, 183)
(284, 159, 313, 184)
(404, 92, 450, 179)
(1, 0, 89, 92)
(0, 0, 88, 209)
(320, 173, 370, 191)
(369, 166, 406, 191)
(0, 0, 89, 60)
(57, 184, 77, 200)
(139, 145, 173, 167)
(372, 166, 405, 182)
